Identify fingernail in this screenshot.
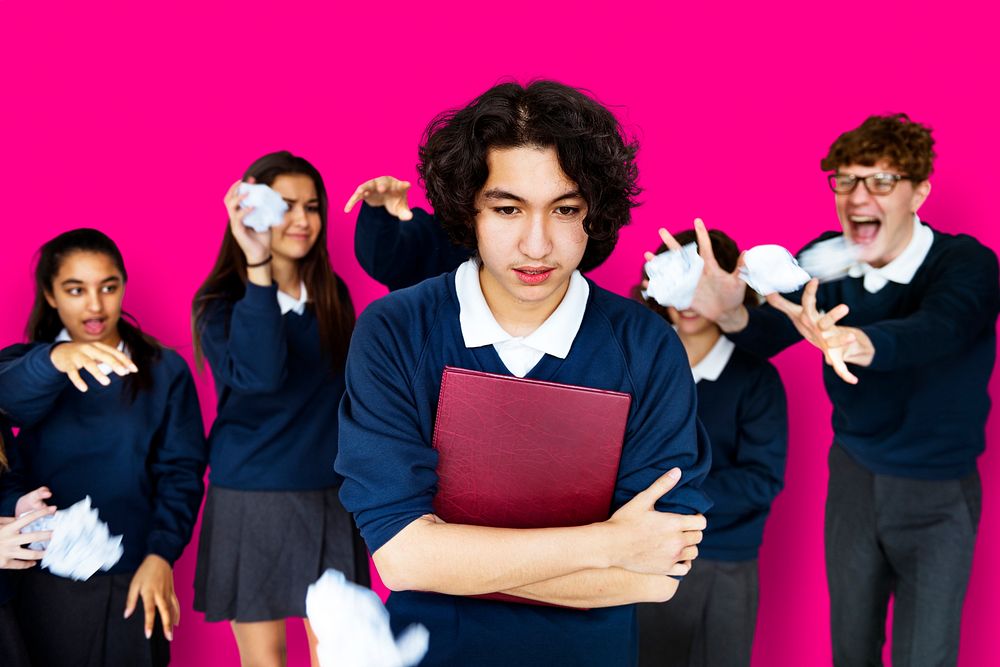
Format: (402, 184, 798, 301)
(145, 629, 152, 639)
(667, 468, 681, 480)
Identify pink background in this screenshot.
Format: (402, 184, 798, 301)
(3, 1, 998, 664)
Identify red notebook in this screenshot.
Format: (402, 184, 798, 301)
(431, 366, 632, 605)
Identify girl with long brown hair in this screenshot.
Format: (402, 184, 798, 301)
(191, 151, 367, 667)
(0, 228, 207, 666)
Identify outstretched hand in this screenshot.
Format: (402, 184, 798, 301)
(343, 176, 414, 221)
(642, 218, 748, 329)
(766, 279, 873, 384)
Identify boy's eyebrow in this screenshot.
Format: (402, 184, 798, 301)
(481, 189, 583, 204)
(550, 190, 582, 204)
(481, 188, 526, 204)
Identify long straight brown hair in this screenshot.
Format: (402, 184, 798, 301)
(192, 151, 355, 372)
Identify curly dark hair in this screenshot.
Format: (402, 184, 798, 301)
(417, 80, 641, 272)
(820, 113, 936, 182)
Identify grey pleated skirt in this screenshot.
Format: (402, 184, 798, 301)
(193, 485, 371, 623)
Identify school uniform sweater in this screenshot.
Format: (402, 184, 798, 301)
(729, 225, 999, 480)
(694, 342, 787, 561)
(354, 203, 471, 291)
(197, 282, 348, 490)
(0, 419, 15, 604)
(336, 270, 712, 667)
(0, 343, 206, 573)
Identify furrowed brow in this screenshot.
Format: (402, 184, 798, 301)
(481, 189, 527, 204)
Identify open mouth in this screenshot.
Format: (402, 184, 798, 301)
(848, 215, 880, 245)
(83, 318, 107, 336)
(513, 267, 555, 285)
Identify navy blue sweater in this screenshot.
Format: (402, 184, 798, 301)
(0, 343, 206, 574)
(0, 418, 15, 604)
(354, 203, 471, 291)
(729, 225, 999, 480)
(198, 283, 347, 490)
(336, 271, 712, 667)
(697, 347, 787, 561)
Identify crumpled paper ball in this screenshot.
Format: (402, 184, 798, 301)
(21, 496, 123, 581)
(796, 235, 858, 283)
(641, 243, 705, 309)
(306, 569, 429, 667)
(739, 245, 812, 295)
(238, 183, 289, 232)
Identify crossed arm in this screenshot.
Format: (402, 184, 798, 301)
(373, 469, 704, 608)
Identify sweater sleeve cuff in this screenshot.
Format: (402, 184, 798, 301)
(146, 535, 182, 566)
(860, 325, 896, 371)
(25, 343, 68, 385)
(239, 283, 280, 312)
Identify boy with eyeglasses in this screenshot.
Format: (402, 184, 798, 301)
(661, 113, 999, 666)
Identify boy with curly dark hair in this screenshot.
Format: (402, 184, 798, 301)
(669, 113, 999, 666)
(336, 81, 712, 666)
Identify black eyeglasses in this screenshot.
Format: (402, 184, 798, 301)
(828, 172, 913, 195)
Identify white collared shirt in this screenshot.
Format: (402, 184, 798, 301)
(690, 335, 735, 384)
(277, 281, 308, 315)
(455, 259, 590, 378)
(847, 214, 934, 293)
(55, 328, 128, 375)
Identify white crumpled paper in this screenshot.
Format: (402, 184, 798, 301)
(238, 183, 289, 232)
(641, 243, 705, 309)
(739, 245, 812, 295)
(796, 235, 859, 283)
(306, 569, 429, 667)
(22, 496, 123, 581)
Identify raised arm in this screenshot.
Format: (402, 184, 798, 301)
(346, 176, 470, 290)
(0, 342, 135, 425)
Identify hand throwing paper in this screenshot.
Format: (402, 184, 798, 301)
(796, 235, 859, 283)
(21, 496, 123, 581)
(238, 183, 289, 232)
(306, 569, 429, 667)
(739, 245, 812, 295)
(641, 243, 705, 309)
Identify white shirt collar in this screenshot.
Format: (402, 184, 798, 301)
(691, 335, 735, 384)
(55, 328, 126, 352)
(847, 214, 934, 293)
(455, 259, 589, 359)
(276, 281, 308, 315)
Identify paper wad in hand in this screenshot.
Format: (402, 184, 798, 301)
(22, 496, 123, 581)
(238, 182, 289, 232)
(642, 242, 705, 309)
(306, 569, 429, 667)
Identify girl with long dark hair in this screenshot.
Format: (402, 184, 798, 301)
(0, 228, 207, 666)
(191, 151, 367, 667)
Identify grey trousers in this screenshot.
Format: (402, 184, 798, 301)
(826, 444, 981, 667)
(637, 558, 759, 667)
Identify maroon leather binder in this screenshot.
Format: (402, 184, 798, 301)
(431, 366, 632, 605)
